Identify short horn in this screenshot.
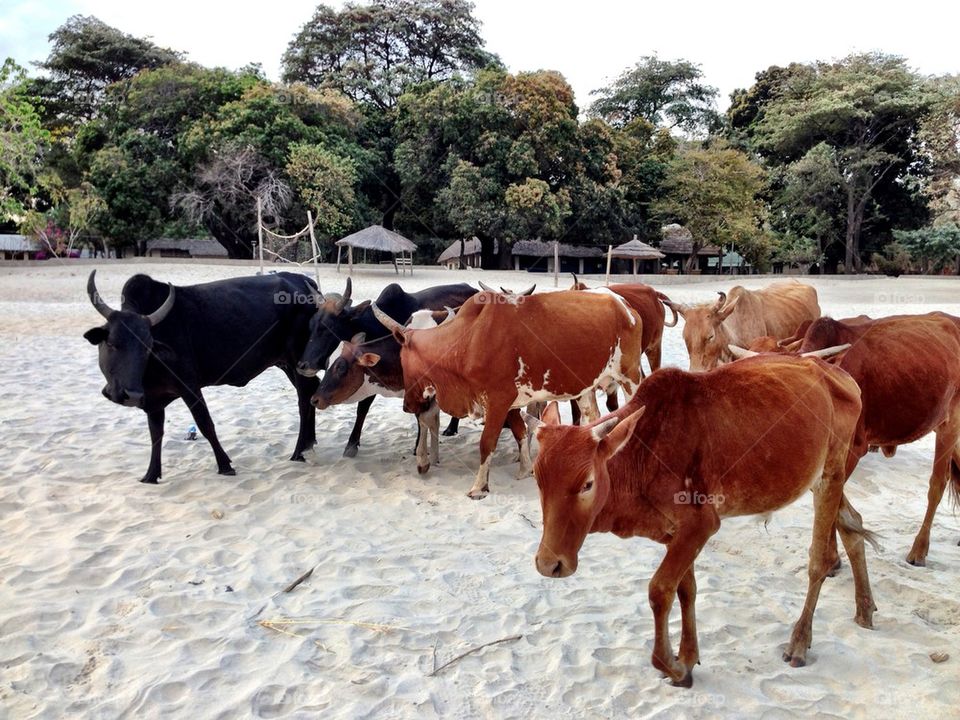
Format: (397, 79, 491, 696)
(519, 284, 536, 296)
(87, 270, 114, 318)
(801, 343, 851, 359)
(591, 416, 621, 442)
(371, 302, 404, 334)
(335, 277, 352, 312)
(478, 281, 496, 293)
(714, 291, 727, 309)
(728, 344, 758, 360)
(146, 283, 175, 326)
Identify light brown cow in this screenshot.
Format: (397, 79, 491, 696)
(529, 355, 876, 687)
(673, 280, 820, 371)
(799, 312, 960, 566)
(374, 288, 644, 498)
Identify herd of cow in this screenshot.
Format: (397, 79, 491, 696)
(82, 269, 960, 688)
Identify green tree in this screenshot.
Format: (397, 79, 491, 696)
(919, 75, 960, 225)
(894, 224, 960, 274)
(654, 142, 769, 271)
(751, 53, 932, 271)
(589, 56, 720, 135)
(282, 0, 497, 110)
(286, 143, 360, 239)
(0, 59, 49, 221)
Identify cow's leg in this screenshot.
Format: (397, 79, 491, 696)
(605, 386, 619, 413)
(783, 469, 846, 667)
(646, 342, 662, 374)
(415, 402, 441, 474)
(825, 522, 842, 577)
(467, 401, 510, 500)
(576, 392, 600, 424)
(835, 494, 877, 628)
(183, 390, 234, 476)
(505, 409, 532, 478)
(290, 372, 317, 461)
(676, 567, 700, 669)
(141, 408, 165, 484)
(649, 512, 717, 687)
(442, 416, 460, 436)
(343, 395, 375, 458)
(907, 420, 959, 566)
(570, 400, 581, 426)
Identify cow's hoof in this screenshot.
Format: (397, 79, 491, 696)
(670, 670, 693, 689)
(219, 467, 236, 476)
(343, 445, 359, 459)
(467, 488, 489, 500)
(290, 453, 306, 463)
(441, 428, 458, 437)
(140, 476, 160, 484)
(906, 554, 927, 567)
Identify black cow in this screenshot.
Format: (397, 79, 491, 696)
(83, 270, 319, 483)
(296, 278, 477, 457)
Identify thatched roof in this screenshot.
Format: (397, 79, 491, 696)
(437, 237, 485, 264)
(659, 224, 721, 256)
(611, 236, 664, 260)
(512, 239, 604, 258)
(146, 238, 228, 256)
(335, 225, 417, 253)
(0, 234, 40, 252)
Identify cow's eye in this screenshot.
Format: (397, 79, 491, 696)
(580, 480, 594, 494)
(707, 334, 715, 342)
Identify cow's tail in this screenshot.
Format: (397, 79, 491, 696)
(948, 448, 960, 510)
(837, 494, 882, 552)
(657, 292, 679, 327)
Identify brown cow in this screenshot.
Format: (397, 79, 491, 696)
(672, 280, 820, 371)
(529, 355, 876, 686)
(374, 288, 644, 498)
(571, 277, 678, 374)
(799, 312, 960, 566)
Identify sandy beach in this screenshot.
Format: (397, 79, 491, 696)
(1, 261, 958, 719)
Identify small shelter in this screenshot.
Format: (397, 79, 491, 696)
(659, 224, 721, 274)
(146, 238, 229, 259)
(608, 235, 665, 277)
(437, 237, 485, 269)
(335, 225, 417, 276)
(511, 239, 605, 274)
(0, 234, 41, 260)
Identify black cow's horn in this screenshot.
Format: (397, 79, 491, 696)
(715, 291, 727, 309)
(478, 281, 496, 293)
(147, 284, 175, 326)
(87, 270, 114, 319)
(519, 284, 536, 296)
(371, 302, 404, 334)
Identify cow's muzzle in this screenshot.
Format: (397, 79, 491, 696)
(535, 550, 576, 578)
(296, 361, 318, 377)
(103, 386, 145, 408)
(311, 393, 330, 410)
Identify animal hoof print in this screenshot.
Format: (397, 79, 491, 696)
(343, 446, 359, 459)
(220, 467, 236, 476)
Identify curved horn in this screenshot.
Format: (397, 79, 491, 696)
(727, 344, 758, 360)
(571, 272, 578, 286)
(478, 281, 497, 293)
(519, 284, 536, 296)
(146, 283, 175, 326)
(349, 332, 366, 345)
(334, 277, 352, 312)
(441, 306, 456, 325)
(87, 270, 114, 319)
(801, 343, 851, 359)
(371, 302, 405, 335)
(714, 291, 727, 310)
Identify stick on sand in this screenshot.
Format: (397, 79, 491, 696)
(429, 634, 523, 677)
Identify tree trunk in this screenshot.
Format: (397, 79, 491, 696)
(458, 238, 466, 270)
(497, 239, 512, 270)
(479, 236, 497, 269)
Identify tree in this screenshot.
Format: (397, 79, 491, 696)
(919, 75, 960, 225)
(0, 59, 49, 221)
(654, 142, 769, 271)
(282, 0, 498, 110)
(894, 224, 960, 274)
(32, 15, 181, 129)
(751, 53, 931, 271)
(589, 56, 720, 136)
(286, 143, 360, 239)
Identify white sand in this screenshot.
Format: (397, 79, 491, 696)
(0, 261, 958, 719)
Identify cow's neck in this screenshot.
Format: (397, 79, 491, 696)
(591, 453, 674, 542)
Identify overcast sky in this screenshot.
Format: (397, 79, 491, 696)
(3, 0, 958, 110)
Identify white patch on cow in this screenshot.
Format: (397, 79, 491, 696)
(422, 385, 437, 399)
(516, 356, 528, 382)
(585, 287, 637, 326)
(327, 341, 347, 370)
(342, 374, 403, 404)
(408, 309, 440, 330)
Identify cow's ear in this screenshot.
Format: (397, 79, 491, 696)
(357, 353, 380, 367)
(391, 328, 408, 345)
(541, 401, 561, 426)
(353, 300, 371, 313)
(597, 406, 645, 459)
(151, 340, 178, 363)
(84, 327, 107, 345)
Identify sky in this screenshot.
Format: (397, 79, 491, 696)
(2, 0, 959, 110)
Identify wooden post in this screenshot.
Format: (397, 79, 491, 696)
(633, 258, 638, 280)
(605, 245, 613, 286)
(348, 245, 353, 276)
(256, 197, 264, 276)
(553, 241, 559, 288)
(336, 244, 342, 273)
(306, 210, 321, 288)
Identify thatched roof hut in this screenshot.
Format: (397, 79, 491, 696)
(609, 235, 665, 276)
(659, 223, 721, 256)
(335, 225, 417, 275)
(437, 237, 489, 269)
